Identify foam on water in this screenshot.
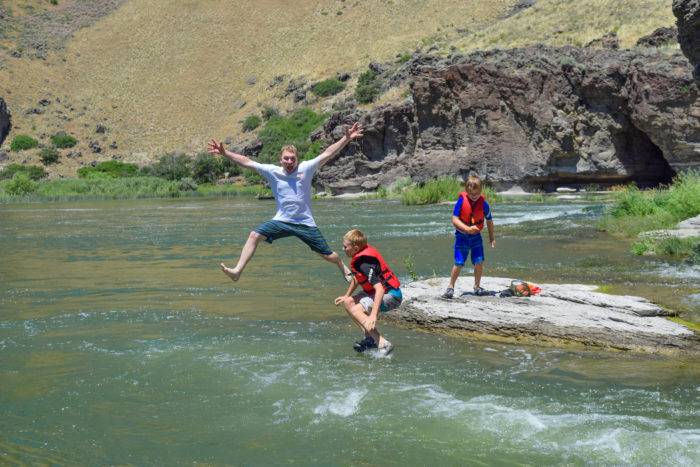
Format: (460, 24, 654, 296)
(314, 389, 368, 418)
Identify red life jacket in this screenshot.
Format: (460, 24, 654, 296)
(458, 192, 485, 231)
(350, 244, 401, 294)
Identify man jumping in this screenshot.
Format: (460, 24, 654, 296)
(206, 122, 363, 283)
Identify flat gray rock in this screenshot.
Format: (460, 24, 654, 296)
(388, 277, 699, 354)
(638, 214, 700, 240)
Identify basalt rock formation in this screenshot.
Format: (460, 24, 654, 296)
(315, 46, 699, 194)
(0, 98, 10, 147)
(673, 0, 700, 80)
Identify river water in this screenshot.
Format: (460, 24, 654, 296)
(1, 197, 698, 465)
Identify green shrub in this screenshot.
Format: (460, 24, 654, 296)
(632, 236, 699, 262)
(39, 147, 60, 165)
(5, 173, 38, 195)
(179, 177, 198, 191)
(10, 135, 39, 151)
(355, 69, 381, 104)
(257, 108, 327, 163)
(401, 177, 462, 205)
(50, 132, 77, 148)
(141, 153, 192, 180)
(400, 178, 502, 205)
(77, 160, 139, 178)
(242, 115, 262, 132)
(311, 78, 346, 97)
(0, 164, 46, 180)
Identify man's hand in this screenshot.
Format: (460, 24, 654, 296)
(363, 314, 377, 331)
(345, 122, 364, 141)
(334, 295, 349, 306)
(206, 139, 226, 157)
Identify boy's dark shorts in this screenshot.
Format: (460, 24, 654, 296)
(254, 220, 333, 255)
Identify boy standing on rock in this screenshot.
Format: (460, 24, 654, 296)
(335, 229, 402, 356)
(206, 123, 363, 283)
(442, 175, 496, 299)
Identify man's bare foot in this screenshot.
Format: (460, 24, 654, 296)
(220, 263, 241, 281)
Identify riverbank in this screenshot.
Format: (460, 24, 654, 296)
(389, 277, 699, 355)
(597, 171, 700, 261)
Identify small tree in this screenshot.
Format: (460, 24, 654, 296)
(40, 147, 60, 165)
(50, 132, 78, 148)
(10, 135, 39, 151)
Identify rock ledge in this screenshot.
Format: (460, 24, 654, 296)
(389, 277, 699, 354)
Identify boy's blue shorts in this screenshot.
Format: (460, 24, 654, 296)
(454, 231, 484, 266)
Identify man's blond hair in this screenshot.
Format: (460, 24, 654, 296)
(465, 175, 482, 192)
(343, 229, 367, 250)
(279, 145, 298, 157)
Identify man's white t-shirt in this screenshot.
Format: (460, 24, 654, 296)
(249, 156, 321, 227)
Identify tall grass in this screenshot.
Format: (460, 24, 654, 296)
(400, 177, 502, 206)
(598, 171, 700, 237)
(598, 171, 700, 261)
(0, 176, 265, 202)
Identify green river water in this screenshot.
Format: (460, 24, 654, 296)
(1, 197, 698, 465)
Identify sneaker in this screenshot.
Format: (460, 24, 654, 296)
(353, 336, 377, 352)
(376, 341, 394, 357)
(441, 287, 454, 299)
(474, 286, 487, 296)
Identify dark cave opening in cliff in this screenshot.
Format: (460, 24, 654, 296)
(527, 123, 676, 192)
(615, 123, 676, 188)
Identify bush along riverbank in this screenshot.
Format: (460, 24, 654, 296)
(0, 108, 333, 203)
(598, 171, 700, 262)
(0, 157, 269, 203)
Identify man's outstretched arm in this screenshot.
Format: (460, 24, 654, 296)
(316, 122, 364, 167)
(207, 140, 256, 169)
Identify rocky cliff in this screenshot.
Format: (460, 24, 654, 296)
(0, 98, 10, 147)
(315, 46, 699, 194)
(673, 0, 700, 80)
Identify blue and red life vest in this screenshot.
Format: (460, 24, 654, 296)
(350, 244, 401, 294)
(458, 192, 485, 231)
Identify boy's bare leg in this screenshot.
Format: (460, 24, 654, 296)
(321, 252, 352, 282)
(221, 231, 265, 281)
(342, 298, 385, 346)
(448, 265, 462, 289)
(473, 262, 484, 290)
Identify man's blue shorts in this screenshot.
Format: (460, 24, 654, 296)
(454, 231, 484, 266)
(254, 220, 333, 255)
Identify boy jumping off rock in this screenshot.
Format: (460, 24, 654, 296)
(335, 229, 402, 356)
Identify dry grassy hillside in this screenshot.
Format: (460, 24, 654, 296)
(0, 0, 678, 176)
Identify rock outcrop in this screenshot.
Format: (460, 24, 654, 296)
(0, 97, 10, 147)
(636, 26, 678, 48)
(388, 277, 699, 354)
(315, 46, 699, 194)
(673, 0, 700, 80)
